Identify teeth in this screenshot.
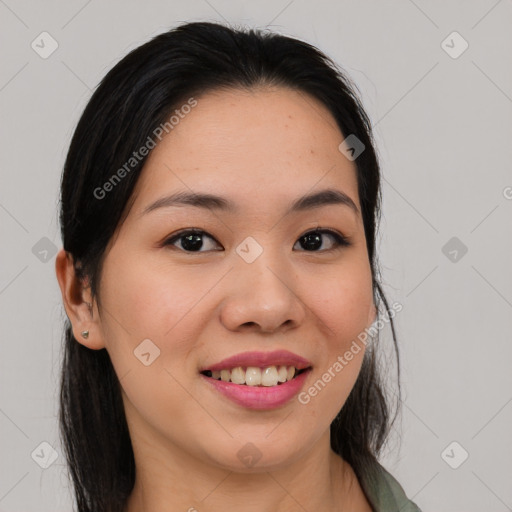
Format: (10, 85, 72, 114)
(230, 367, 245, 385)
(261, 366, 278, 386)
(206, 365, 302, 386)
(246, 367, 262, 386)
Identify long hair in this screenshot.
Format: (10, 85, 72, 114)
(57, 21, 401, 512)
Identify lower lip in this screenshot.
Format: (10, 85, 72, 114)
(201, 369, 312, 410)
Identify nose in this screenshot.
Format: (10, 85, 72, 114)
(219, 250, 306, 334)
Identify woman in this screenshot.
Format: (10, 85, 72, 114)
(55, 21, 422, 511)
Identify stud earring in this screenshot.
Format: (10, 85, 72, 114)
(81, 330, 89, 339)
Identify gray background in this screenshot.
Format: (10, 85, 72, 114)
(1, 0, 511, 510)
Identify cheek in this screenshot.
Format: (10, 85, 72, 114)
(100, 252, 219, 341)
(98, 256, 211, 433)
(296, 259, 372, 412)
(304, 260, 374, 344)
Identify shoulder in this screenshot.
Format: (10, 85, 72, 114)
(359, 460, 423, 512)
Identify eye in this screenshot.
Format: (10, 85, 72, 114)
(293, 229, 351, 252)
(163, 227, 351, 254)
(163, 229, 222, 253)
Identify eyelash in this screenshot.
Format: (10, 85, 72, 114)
(162, 227, 351, 253)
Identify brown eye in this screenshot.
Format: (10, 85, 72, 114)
(294, 229, 350, 252)
(164, 230, 222, 253)
(163, 228, 350, 254)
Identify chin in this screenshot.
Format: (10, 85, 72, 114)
(200, 433, 309, 474)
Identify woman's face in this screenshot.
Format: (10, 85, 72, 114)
(88, 86, 376, 471)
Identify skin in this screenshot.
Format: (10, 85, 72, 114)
(56, 86, 377, 511)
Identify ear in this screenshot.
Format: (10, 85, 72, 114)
(55, 248, 105, 350)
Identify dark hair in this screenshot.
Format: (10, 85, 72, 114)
(58, 21, 401, 512)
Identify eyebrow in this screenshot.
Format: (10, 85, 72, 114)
(140, 188, 359, 217)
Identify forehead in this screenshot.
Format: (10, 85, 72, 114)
(131, 86, 360, 216)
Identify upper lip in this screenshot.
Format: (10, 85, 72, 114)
(200, 350, 312, 372)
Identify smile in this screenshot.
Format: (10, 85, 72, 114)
(200, 367, 313, 410)
(201, 365, 309, 387)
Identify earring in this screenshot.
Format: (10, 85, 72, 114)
(81, 330, 89, 339)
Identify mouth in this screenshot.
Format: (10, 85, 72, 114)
(200, 365, 313, 410)
(200, 365, 312, 387)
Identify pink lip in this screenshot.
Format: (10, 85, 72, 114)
(201, 368, 312, 410)
(200, 350, 312, 372)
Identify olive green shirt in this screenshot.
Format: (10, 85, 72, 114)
(359, 461, 422, 512)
